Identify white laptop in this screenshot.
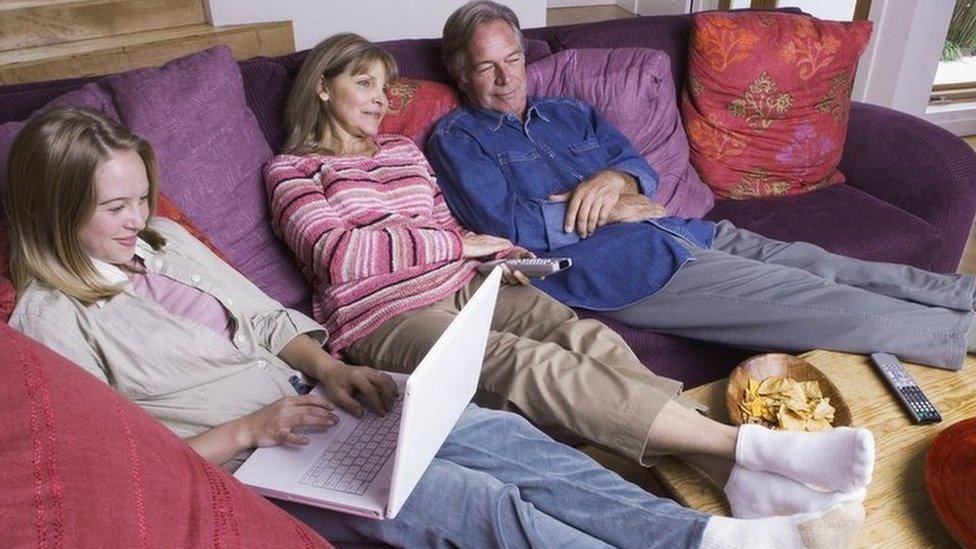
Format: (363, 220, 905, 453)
(234, 268, 502, 519)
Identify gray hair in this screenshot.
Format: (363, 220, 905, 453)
(441, 0, 524, 84)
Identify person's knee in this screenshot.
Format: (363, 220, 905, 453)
(448, 405, 538, 444)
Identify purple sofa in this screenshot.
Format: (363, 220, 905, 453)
(3, 12, 976, 389)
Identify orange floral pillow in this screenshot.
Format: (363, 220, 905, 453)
(379, 77, 459, 147)
(681, 12, 872, 199)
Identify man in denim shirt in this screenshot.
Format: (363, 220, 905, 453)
(429, 0, 976, 370)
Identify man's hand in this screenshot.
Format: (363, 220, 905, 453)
(240, 394, 338, 447)
(462, 233, 513, 258)
(607, 194, 666, 223)
(318, 362, 399, 418)
(548, 170, 637, 238)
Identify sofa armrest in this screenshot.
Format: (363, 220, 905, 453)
(838, 101, 976, 272)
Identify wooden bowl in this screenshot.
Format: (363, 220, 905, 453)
(926, 418, 976, 548)
(725, 353, 852, 428)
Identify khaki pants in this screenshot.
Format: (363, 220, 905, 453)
(345, 274, 683, 464)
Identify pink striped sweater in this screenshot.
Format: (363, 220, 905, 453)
(264, 134, 480, 356)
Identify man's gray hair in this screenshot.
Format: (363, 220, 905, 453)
(441, 0, 524, 84)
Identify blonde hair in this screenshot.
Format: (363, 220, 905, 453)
(282, 33, 398, 155)
(5, 106, 165, 305)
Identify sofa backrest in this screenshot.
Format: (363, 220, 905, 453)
(0, 13, 700, 145)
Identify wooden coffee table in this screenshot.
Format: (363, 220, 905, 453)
(654, 350, 976, 548)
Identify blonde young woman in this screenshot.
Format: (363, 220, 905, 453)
(6, 106, 863, 548)
(267, 31, 874, 542)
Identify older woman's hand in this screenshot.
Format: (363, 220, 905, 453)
(498, 246, 534, 285)
(462, 233, 513, 258)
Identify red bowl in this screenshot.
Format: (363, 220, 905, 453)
(925, 417, 976, 548)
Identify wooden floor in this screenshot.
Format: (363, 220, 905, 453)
(546, 5, 634, 26)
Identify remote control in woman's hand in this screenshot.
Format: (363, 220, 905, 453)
(477, 258, 572, 278)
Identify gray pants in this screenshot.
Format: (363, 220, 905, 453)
(606, 221, 976, 370)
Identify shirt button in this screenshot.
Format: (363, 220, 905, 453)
(153, 260, 163, 269)
(257, 360, 268, 370)
(190, 274, 201, 283)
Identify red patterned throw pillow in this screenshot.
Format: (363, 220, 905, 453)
(380, 77, 460, 146)
(681, 12, 872, 199)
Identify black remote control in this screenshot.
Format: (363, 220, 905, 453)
(869, 352, 942, 424)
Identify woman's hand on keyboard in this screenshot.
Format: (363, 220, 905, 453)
(320, 362, 399, 418)
(242, 394, 339, 447)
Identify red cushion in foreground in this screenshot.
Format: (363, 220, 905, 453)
(0, 323, 333, 548)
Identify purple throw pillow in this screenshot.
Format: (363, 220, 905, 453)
(527, 48, 714, 219)
(101, 46, 311, 309)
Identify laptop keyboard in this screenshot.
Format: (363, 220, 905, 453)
(298, 392, 404, 495)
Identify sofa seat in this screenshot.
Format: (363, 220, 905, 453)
(706, 183, 943, 271)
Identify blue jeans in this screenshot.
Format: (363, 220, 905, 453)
(278, 405, 708, 548)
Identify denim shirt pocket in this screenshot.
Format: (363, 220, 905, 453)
(498, 149, 541, 165)
(497, 149, 558, 196)
(569, 137, 600, 155)
(566, 137, 606, 180)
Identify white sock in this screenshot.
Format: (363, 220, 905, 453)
(734, 424, 874, 493)
(724, 464, 867, 519)
(700, 502, 865, 549)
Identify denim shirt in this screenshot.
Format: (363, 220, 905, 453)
(428, 96, 715, 310)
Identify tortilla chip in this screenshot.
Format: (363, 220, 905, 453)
(741, 376, 836, 431)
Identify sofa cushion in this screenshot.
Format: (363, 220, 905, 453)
(550, 15, 695, 97)
(682, 12, 872, 199)
(527, 48, 713, 218)
(0, 322, 333, 547)
(239, 56, 296, 153)
(380, 78, 460, 147)
(705, 184, 942, 270)
(101, 46, 312, 311)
